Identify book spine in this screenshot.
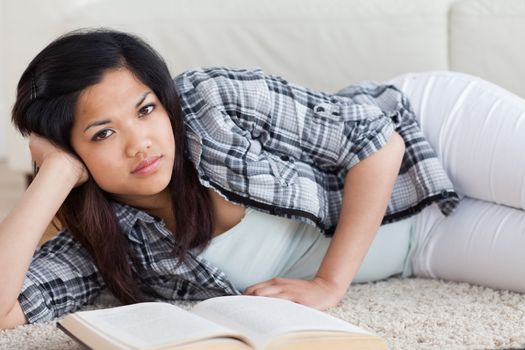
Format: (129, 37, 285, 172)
(56, 323, 94, 350)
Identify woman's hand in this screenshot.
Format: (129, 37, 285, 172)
(243, 276, 347, 311)
(29, 133, 89, 187)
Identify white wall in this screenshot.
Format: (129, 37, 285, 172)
(3, 0, 92, 172)
(0, 0, 7, 160)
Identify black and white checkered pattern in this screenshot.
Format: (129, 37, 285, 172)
(177, 67, 459, 234)
(19, 203, 240, 323)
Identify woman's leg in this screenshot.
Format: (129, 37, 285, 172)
(411, 199, 525, 293)
(389, 71, 525, 210)
(390, 72, 525, 292)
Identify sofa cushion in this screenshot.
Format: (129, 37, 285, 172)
(63, 0, 451, 91)
(450, 0, 525, 98)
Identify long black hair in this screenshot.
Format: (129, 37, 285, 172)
(12, 28, 215, 304)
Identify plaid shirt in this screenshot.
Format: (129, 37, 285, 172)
(18, 202, 240, 323)
(19, 67, 459, 323)
(178, 67, 459, 232)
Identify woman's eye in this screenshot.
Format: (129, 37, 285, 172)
(92, 129, 114, 141)
(139, 103, 155, 117)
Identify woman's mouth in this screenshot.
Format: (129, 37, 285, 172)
(131, 155, 162, 176)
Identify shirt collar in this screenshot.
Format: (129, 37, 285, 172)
(112, 201, 158, 244)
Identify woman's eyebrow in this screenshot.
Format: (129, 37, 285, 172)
(135, 91, 151, 108)
(83, 91, 152, 133)
(84, 119, 111, 133)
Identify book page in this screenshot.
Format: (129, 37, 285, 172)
(73, 302, 247, 349)
(191, 296, 372, 348)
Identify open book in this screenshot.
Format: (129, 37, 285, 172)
(57, 295, 387, 350)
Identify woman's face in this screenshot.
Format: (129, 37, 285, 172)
(71, 68, 175, 206)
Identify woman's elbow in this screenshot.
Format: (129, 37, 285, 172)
(389, 131, 406, 155)
(0, 302, 28, 330)
(384, 131, 406, 166)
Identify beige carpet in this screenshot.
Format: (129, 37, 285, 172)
(1, 277, 524, 350)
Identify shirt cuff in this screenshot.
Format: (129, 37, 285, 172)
(17, 281, 54, 324)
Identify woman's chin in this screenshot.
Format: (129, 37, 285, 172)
(107, 181, 172, 204)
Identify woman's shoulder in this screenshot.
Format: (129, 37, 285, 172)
(174, 66, 277, 112)
(173, 66, 272, 93)
(175, 66, 266, 81)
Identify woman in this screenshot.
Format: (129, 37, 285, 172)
(0, 29, 461, 328)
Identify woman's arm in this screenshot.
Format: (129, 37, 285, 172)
(0, 302, 26, 329)
(244, 131, 405, 310)
(0, 135, 87, 326)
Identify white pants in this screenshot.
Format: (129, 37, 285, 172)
(357, 72, 525, 293)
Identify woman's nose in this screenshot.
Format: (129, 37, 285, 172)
(125, 127, 152, 158)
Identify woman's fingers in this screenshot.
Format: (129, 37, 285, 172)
(28, 133, 89, 186)
(244, 284, 282, 297)
(28, 133, 53, 166)
(244, 277, 301, 297)
(243, 277, 344, 310)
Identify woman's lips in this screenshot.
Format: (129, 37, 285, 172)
(131, 155, 162, 175)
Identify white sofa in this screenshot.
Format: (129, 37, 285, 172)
(2, 0, 525, 172)
(1, 0, 525, 289)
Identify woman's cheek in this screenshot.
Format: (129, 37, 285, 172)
(84, 155, 122, 189)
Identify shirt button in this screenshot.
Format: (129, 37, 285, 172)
(441, 190, 449, 198)
(314, 105, 325, 113)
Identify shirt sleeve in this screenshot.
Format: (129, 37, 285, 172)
(175, 67, 394, 174)
(18, 230, 105, 323)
